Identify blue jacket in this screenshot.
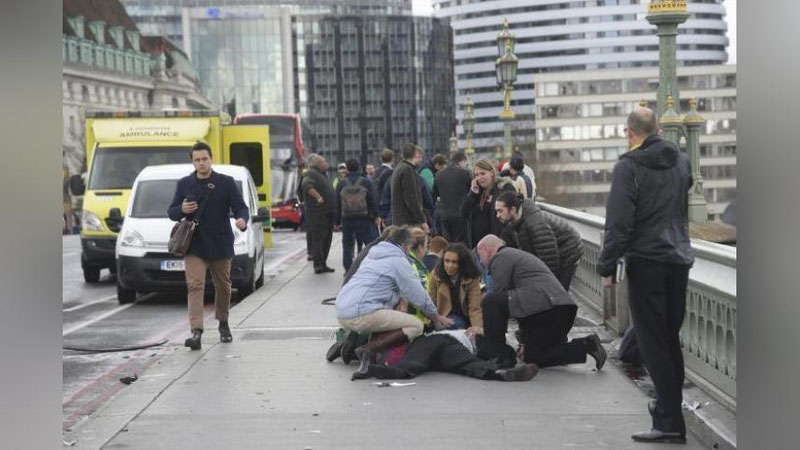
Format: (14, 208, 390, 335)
(167, 170, 249, 260)
(335, 241, 438, 320)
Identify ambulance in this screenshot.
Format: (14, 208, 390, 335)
(69, 110, 272, 283)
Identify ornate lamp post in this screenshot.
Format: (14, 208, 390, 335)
(495, 18, 518, 160)
(463, 92, 475, 164)
(646, 0, 707, 222)
(449, 132, 458, 159)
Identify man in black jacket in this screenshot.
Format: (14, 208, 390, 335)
(391, 144, 428, 231)
(333, 159, 379, 271)
(495, 191, 584, 290)
(433, 152, 472, 244)
(301, 154, 336, 274)
(598, 107, 694, 444)
(168, 142, 249, 350)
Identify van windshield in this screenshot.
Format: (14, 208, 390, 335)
(131, 179, 245, 219)
(88, 146, 191, 190)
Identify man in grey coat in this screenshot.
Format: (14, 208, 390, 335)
(391, 143, 428, 232)
(476, 235, 606, 370)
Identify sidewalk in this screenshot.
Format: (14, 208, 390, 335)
(66, 235, 706, 449)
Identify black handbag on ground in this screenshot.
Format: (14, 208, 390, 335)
(168, 184, 215, 257)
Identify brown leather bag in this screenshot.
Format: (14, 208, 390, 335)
(168, 184, 214, 257)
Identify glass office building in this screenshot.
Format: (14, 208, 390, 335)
(294, 15, 455, 164)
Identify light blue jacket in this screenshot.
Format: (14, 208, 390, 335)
(336, 241, 438, 320)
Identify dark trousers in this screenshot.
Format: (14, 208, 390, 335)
(439, 216, 467, 245)
(306, 214, 333, 270)
(341, 218, 378, 271)
(480, 291, 586, 368)
(627, 258, 690, 435)
(369, 334, 501, 380)
(557, 261, 579, 292)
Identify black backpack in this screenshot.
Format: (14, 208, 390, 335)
(340, 176, 369, 219)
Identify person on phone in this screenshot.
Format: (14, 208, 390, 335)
(390, 143, 428, 232)
(459, 159, 516, 248)
(168, 141, 249, 350)
(598, 107, 694, 444)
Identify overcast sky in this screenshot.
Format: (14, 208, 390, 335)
(411, 0, 736, 64)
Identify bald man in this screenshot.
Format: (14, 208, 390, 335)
(476, 235, 606, 371)
(301, 155, 336, 274)
(598, 108, 694, 444)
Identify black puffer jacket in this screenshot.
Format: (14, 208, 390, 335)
(460, 179, 517, 248)
(597, 134, 695, 277)
(541, 210, 584, 270)
(510, 199, 559, 276)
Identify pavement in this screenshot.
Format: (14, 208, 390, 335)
(65, 234, 708, 449)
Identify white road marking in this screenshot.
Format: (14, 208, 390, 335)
(63, 295, 117, 313)
(63, 303, 135, 336)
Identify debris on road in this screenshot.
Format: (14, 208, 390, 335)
(682, 400, 702, 411)
(63, 439, 76, 447)
(119, 374, 138, 385)
(373, 381, 416, 388)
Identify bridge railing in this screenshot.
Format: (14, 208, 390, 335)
(539, 203, 737, 410)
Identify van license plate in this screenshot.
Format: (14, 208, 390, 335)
(160, 260, 185, 271)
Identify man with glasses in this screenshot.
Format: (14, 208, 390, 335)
(598, 108, 694, 444)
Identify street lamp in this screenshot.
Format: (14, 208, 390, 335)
(495, 18, 518, 160)
(449, 131, 458, 159)
(463, 92, 475, 164)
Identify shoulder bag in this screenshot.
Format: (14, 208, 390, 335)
(168, 183, 215, 257)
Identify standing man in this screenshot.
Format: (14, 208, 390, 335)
(433, 151, 472, 244)
(374, 148, 395, 199)
(598, 107, 694, 444)
(332, 162, 347, 190)
(333, 159, 380, 271)
(391, 143, 428, 231)
(365, 164, 376, 180)
(168, 141, 249, 350)
(476, 235, 606, 371)
(302, 154, 336, 274)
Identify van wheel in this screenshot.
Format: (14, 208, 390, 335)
(255, 265, 265, 289)
(117, 283, 136, 304)
(83, 266, 101, 283)
(238, 271, 255, 300)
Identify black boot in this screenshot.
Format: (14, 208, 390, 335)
(495, 363, 539, 382)
(585, 334, 607, 370)
(340, 331, 360, 365)
(184, 329, 203, 350)
(353, 329, 408, 377)
(219, 321, 233, 343)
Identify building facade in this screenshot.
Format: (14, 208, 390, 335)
(433, 0, 729, 158)
(294, 15, 455, 164)
(534, 64, 736, 220)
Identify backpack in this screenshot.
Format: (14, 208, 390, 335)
(340, 176, 369, 219)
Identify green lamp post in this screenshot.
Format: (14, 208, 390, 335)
(463, 92, 475, 164)
(495, 18, 518, 160)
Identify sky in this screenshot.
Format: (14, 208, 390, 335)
(411, 0, 736, 64)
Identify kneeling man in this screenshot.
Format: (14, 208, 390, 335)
(476, 235, 607, 370)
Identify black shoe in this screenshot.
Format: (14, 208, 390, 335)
(495, 363, 539, 382)
(340, 332, 360, 365)
(586, 333, 607, 370)
(184, 329, 203, 350)
(326, 340, 344, 362)
(219, 321, 233, 343)
(321, 266, 335, 273)
(631, 429, 686, 444)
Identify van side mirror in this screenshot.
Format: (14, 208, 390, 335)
(69, 174, 85, 196)
(107, 207, 124, 232)
(252, 207, 269, 223)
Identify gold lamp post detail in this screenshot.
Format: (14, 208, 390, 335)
(495, 18, 518, 160)
(463, 92, 475, 163)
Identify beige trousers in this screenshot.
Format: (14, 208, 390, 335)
(184, 255, 232, 330)
(338, 309, 424, 339)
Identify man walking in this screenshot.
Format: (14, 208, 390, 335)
(168, 142, 249, 350)
(476, 235, 606, 371)
(598, 107, 694, 444)
(334, 159, 380, 271)
(433, 152, 472, 244)
(391, 143, 428, 231)
(301, 154, 336, 274)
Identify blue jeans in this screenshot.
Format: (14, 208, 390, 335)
(446, 312, 469, 330)
(342, 218, 379, 271)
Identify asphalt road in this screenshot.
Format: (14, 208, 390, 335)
(62, 230, 308, 432)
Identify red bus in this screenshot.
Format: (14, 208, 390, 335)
(233, 113, 314, 230)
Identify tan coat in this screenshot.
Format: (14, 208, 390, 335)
(428, 274, 483, 329)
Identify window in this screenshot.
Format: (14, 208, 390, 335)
(230, 143, 264, 187)
(130, 180, 178, 218)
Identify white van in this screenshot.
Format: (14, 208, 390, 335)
(115, 164, 267, 304)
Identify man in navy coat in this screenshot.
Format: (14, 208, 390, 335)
(168, 141, 249, 350)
